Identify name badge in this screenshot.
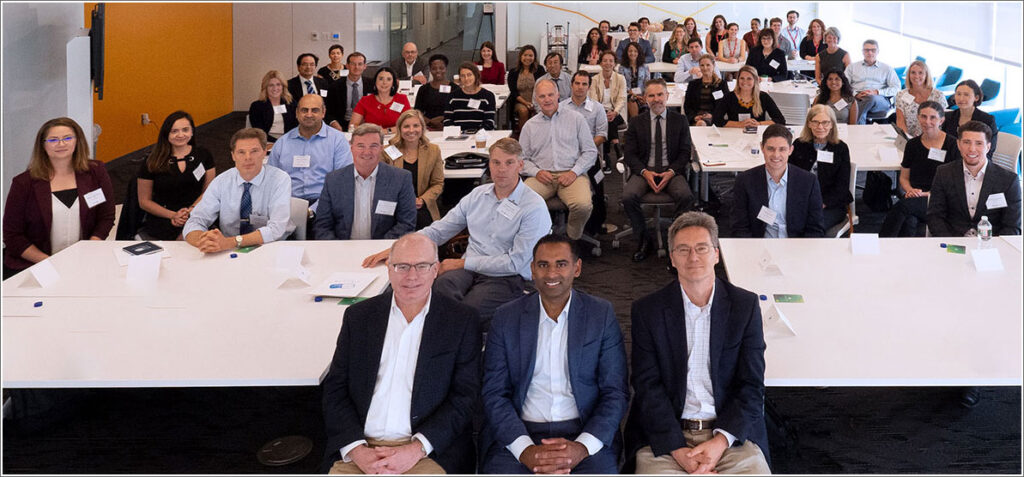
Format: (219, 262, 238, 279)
(439, 84, 452, 93)
(583, 101, 593, 112)
(768, 59, 780, 69)
(738, 113, 751, 121)
(293, 155, 311, 168)
(193, 163, 207, 181)
(594, 169, 605, 184)
(497, 200, 519, 220)
(712, 90, 724, 100)
(631, 87, 642, 95)
(273, 104, 288, 114)
(389, 101, 405, 113)
(986, 193, 1008, 209)
(833, 99, 848, 111)
(757, 205, 778, 225)
(375, 200, 397, 216)
(817, 150, 834, 164)
(339, 69, 349, 76)
(467, 98, 482, 109)
(477, 64, 484, 71)
(319, 89, 328, 97)
(83, 188, 106, 208)
(385, 145, 402, 160)
(250, 213, 269, 229)
(399, 80, 413, 91)
(927, 147, 946, 162)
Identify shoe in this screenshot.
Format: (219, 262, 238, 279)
(632, 238, 651, 262)
(960, 387, 981, 408)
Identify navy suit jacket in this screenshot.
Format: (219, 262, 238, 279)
(926, 159, 1022, 237)
(731, 164, 825, 238)
(287, 75, 329, 106)
(321, 292, 481, 473)
(481, 291, 629, 457)
(624, 109, 692, 177)
(625, 279, 769, 463)
(616, 38, 656, 64)
(312, 163, 417, 240)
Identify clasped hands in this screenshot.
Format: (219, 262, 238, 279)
(642, 169, 675, 194)
(195, 228, 235, 253)
(348, 441, 425, 474)
(670, 433, 729, 474)
(170, 207, 191, 227)
(519, 438, 589, 474)
(535, 170, 578, 187)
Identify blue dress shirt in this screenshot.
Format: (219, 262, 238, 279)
(182, 165, 294, 242)
(765, 167, 789, 238)
(266, 122, 353, 207)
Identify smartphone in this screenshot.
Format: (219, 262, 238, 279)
(123, 241, 163, 256)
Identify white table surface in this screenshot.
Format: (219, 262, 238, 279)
(718, 237, 1023, 386)
(717, 58, 814, 73)
(2, 239, 395, 388)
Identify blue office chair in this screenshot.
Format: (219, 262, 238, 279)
(935, 66, 962, 91)
(946, 93, 956, 109)
(1003, 122, 1021, 138)
(980, 79, 1001, 106)
(991, 108, 1021, 132)
(915, 56, 926, 63)
(894, 66, 907, 89)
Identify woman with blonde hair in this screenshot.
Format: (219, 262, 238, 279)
(894, 60, 948, 137)
(248, 69, 297, 142)
(384, 109, 444, 227)
(713, 65, 785, 127)
(662, 25, 688, 64)
(789, 104, 854, 230)
(684, 54, 730, 126)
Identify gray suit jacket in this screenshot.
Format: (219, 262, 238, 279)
(390, 57, 429, 81)
(312, 163, 417, 240)
(926, 159, 1022, 237)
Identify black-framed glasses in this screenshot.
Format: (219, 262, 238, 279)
(671, 244, 715, 256)
(44, 135, 76, 145)
(390, 262, 437, 274)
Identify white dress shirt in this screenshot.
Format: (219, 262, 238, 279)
(964, 161, 989, 220)
(507, 294, 604, 460)
(340, 294, 434, 461)
(647, 110, 669, 170)
(680, 284, 736, 446)
(351, 165, 379, 240)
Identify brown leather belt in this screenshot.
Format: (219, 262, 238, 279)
(680, 418, 716, 431)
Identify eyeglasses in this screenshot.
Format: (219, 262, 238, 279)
(45, 135, 76, 145)
(671, 244, 715, 256)
(390, 262, 437, 274)
(809, 120, 832, 128)
(862, 48, 878, 53)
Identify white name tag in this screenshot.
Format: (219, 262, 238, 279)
(986, 192, 1008, 209)
(399, 80, 413, 91)
(439, 84, 452, 93)
(833, 99, 848, 111)
(768, 59, 780, 69)
(594, 169, 605, 184)
(251, 213, 269, 229)
(389, 101, 405, 113)
(477, 64, 484, 70)
(738, 113, 751, 121)
(712, 90, 724, 100)
(319, 89, 328, 97)
(385, 145, 402, 160)
(583, 101, 593, 112)
(193, 163, 206, 181)
(375, 200, 397, 216)
(631, 87, 642, 95)
(817, 150, 834, 164)
(443, 125, 461, 138)
(757, 205, 778, 225)
(927, 147, 946, 162)
(497, 200, 519, 220)
(340, 69, 349, 76)
(83, 188, 106, 208)
(467, 98, 482, 109)
(126, 253, 161, 289)
(273, 104, 288, 114)
(293, 155, 311, 168)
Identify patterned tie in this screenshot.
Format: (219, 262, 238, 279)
(239, 182, 253, 235)
(305, 80, 314, 95)
(350, 82, 359, 110)
(654, 116, 664, 171)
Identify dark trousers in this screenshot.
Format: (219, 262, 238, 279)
(481, 419, 619, 474)
(823, 206, 849, 232)
(606, 115, 625, 143)
(880, 196, 927, 237)
(584, 162, 607, 235)
(433, 269, 525, 332)
(621, 174, 693, 242)
(414, 207, 434, 230)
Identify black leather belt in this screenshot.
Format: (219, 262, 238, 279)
(680, 418, 716, 431)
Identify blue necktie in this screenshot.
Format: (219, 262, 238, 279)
(305, 80, 314, 95)
(240, 182, 253, 235)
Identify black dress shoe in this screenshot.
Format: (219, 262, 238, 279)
(960, 387, 981, 408)
(632, 238, 651, 262)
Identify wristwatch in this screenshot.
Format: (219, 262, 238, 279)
(235, 235, 243, 248)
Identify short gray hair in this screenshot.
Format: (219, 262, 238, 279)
(668, 211, 720, 248)
(825, 27, 841, 42)
(351, 123, 384, 144)
(863, 39, 879, 49)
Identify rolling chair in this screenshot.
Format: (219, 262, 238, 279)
(980, 79, 1001, 107)
(289, 197, 310, 240)
(610, 159, 683, 259)
(769, 91, 810, 127)
(935, 66, 963, 92)
(991, 132, 1022, 177)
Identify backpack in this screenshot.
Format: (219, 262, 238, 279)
(862, 171, 894, 212)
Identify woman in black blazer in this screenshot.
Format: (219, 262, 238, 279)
(789, 104, 854, 230)
(940, 79, 998, 159)
(683, 54, 729, 126)
(744, 29, 789, 82)
(506, 45, 546, 135)
(248, 70, 298, 142)
(713, 65, 785, 127)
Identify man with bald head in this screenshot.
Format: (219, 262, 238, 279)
(267, 94, 353, 232)
(391, 42, 429, 85)
(322, 233, 481, 474)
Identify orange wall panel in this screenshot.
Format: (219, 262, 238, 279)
(85, 3, 233, 162)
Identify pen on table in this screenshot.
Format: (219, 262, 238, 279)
(708, 143, 728, 147)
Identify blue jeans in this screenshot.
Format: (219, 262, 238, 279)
(855, 94, 891, 124)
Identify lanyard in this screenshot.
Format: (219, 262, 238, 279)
(724, 39, 738, 58)
(786, 28, 799, 48)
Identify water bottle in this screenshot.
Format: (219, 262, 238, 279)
(977, 215, 993, 247)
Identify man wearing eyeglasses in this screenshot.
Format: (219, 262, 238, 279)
(844, 39, 901, 124)
(322, 232, 481, 475)
(626, 211, 771, 474)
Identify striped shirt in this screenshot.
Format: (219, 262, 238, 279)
(443, 87, 496, 132)
(845, 60, 901, 98)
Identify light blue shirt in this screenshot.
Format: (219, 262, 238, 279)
(267, 122, 353, 205)
(558, 97, 608, 140)
(844, 60, 901, 98)
(765, 167, 789, 238)
(419, 180, 551, 280)
(520, 108, 598, 177)
(183, 165, 294, 242)
(673, 52, 721, 84)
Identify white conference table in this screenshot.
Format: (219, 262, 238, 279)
(718, 237, 1023, 386)
(2, 239, 394, 388)
(663, 79, 818, 109)
(717, 58, 815, 73)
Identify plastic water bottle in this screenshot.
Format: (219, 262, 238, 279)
(977, 216, 993, 247)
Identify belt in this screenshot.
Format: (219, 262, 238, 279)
(680, 418, 716, 431)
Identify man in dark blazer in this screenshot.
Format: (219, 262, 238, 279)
(313, 123, 417, 240)
(622, 78, 694, 261)
(390, 42, 429, 84)
(287, 53, 329, 104)
(626, 211, 771, 474)
(615, 22, 656, 64)
(326, 52, 374, 131)
(927, 120, 1022, 238)
(731, 124, 825, 238)
(481, 234, 628, 474)
(321, 233, 481, 474)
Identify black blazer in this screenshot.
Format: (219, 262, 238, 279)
(926, 159, 1022, 237)
(506, 66, 546, 109)
(939, 108, 998, 160)
(321, 292, 481, 474)
(287, 75, 329, 106)
(624, 278, 769, 463)
(731, 164, 826, 237)
(623, 110, 692, 176)
(789, 140, 854, 210)
(324, 76, 373, 130)
(712, 91, 786, 127)
(390, 57, 429, 81)
(745, 47, 789, 82)
(247, 100, 297, 140)
(683, 78, 730, 122)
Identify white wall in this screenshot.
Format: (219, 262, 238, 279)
(2, 3, 88, 210)
(232, 3, 356, 111)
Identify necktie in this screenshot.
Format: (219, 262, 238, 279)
(350, 82, 359, 110)
(654, 116, 664, 171)
(240, 182, 253, 235)
(305, 80, 314, 95)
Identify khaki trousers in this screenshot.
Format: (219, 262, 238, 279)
(634, 429, 771, 474)
(525, 172, 593, 240)
(328, 438, 445, 474)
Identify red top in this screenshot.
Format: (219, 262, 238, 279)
(477, 60, 506, 85)
(353, 94, 411, 129)
(742, 30, 760, 51)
